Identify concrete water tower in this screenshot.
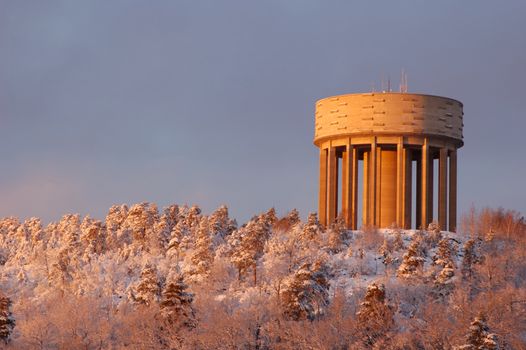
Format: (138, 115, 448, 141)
(314, 92, 463, 231)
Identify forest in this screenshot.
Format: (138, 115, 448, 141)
(0, 203, 524, 349)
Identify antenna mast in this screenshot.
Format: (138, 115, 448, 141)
(400, 69, 408, 93)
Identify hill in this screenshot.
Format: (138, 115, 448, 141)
(0, 204, 524, 349)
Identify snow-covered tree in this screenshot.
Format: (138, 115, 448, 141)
(105, 204, 128, 249)
(152, 204, 179, 253)
(356, 283, 394, 346)
(209, 205, 237, 241)
(80, 216, 105, 260)
(263, 224, 315, 298)
(285, 209, 301, 227)
(326, 215, 347, 253)
(392, 228, 405, 251)
(123, 202, 159, 248)
(280, 261, 330, 320)
(48, 249, 73, 292)
(160, 275, 195, 327)
(0, 295, 14, 344)
(58, 214, 82, 258)
(229, 215, 271, 284)
(434, 238, 457, 268)
(299, 212, 321, 243)
(185, 205, 202, 230)
(190, 217, 214, 278)
(427, 221, 443, 246)
(264, 207, 278, 227)
(397, 239, 425, 278)
(462, 239, 483, 280)
(455, 313, 499, 350)
(167, 220, 190, 260)
(132, 264, 161, 306)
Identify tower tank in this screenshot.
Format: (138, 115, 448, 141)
(314, 92, 463, 231)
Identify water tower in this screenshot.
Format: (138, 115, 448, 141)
(314, 92, 463, 231)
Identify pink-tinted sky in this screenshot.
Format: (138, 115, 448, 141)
(1, 1, 525, 223)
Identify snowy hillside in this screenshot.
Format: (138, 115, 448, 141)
(0, 203, 524, 349)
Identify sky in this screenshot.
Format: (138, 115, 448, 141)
(1, 1, 525, 224)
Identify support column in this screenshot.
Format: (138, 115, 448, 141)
(403, 148, 412, 229)
(421, 139, 430, 229)
(362, 151, 369, 226)
(375, 146, 382, 225)
(369, 139, 377, 226)
(428, 153, 434, 226)
(396, 138, 404, 227)
(341, 141, 353, 229)
(449, 149, 457, 232)
(318, 148, 328, 226)
(351, 147, 358, 229)
(327, 146, 338, 225)
(439, 148, 448, 230)
(416, 156, 422, 229)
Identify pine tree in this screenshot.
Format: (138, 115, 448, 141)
(281, 261, 330, 321)
(300, 212, 321, 243)
(326, 215, 347, 253)
(462, 239, 483, 280)
(229, 215, 271, 284)
(153, 205, 179, 253)
(80, 216, 104, 260)
(264, 207, 278, 226)
(58, 214, 82, 259)
(427, 221, 443, 246)
(167, 220, 190, 260)
(356, 283, 394, 346)
(434, 238, 457, 268)
(209, 205, 237, 240)
(105, 204, 129, 249)
(285, 209, 301, 227)
(437, 262, 455, 284)
(160, 275, 195, 327)
(191, 217, 214, 277)
(48, 249, 73, 291)
(133, 264, 161, 306)
(0, 295, 14, 344)
(456, 313, 499, 350)
(392, 228, 405, 251)
(397, 239, 425, 278)
(26, 218, 43, 252)
(185, 205, 202, 230)
(124, 202, 159, 248)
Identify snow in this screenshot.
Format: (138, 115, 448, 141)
(0, 203, 521, 347)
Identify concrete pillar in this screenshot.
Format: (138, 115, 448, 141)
(351, 146, 358, 229)
(327, 147, 338, 225)
(403, 148, 412, 229)
(362, 151, 369, 226)
(449, 149, 457, 232)
(341, 142, 352, 228)
(369, 140, 377, 226)
(416, 156, 422, 229)
(379, 149, 397, 227)
(439, 148, 448, 230)
(421, 139, 430, 229)
(318, 148, 327, 226)
(427, 153, 434, 225)
(375, 147, 382, 225)
(396, 138, 404, 226)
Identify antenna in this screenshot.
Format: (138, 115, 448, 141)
(400, 69, 408, 93)
(387, 75, 391, 92)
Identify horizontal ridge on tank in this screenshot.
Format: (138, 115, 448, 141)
(314, 92, 463, 147)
